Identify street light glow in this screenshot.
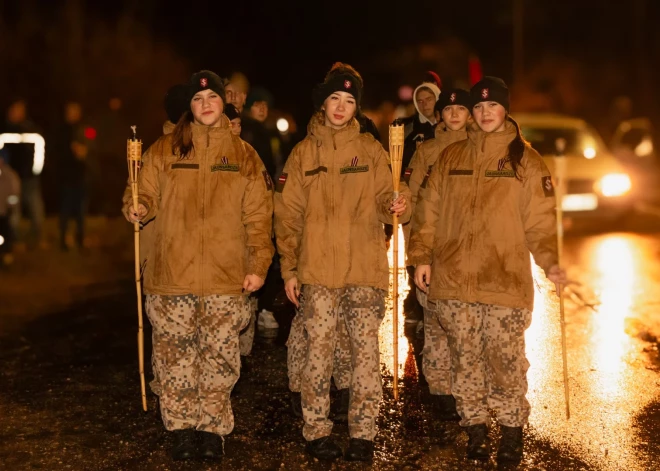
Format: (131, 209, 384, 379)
(276, 118, 289, 133)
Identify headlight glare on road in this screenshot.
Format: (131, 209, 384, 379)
(597, 173, 631, 197)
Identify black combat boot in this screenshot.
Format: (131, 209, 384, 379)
(305, 436, 342, 461)
(465, 424, 490, 460)
(290, 391, 302, 418)
(433, 394, 461, 421)
(198, 431, 223, 460)
(497, 425, 523, 463)
(344, 438, 374, 462)
(331, 388, 349, 423)
(171, 429, 197, 461)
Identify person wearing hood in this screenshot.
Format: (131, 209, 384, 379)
(122, 70, 274, 462)
(394, 72, 442, 171)
(402, 87, 471, 422)
(408, 77, 566, 463)
(274, 62, 411, 462)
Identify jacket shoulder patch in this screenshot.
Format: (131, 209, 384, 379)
(421, 165, 433, 188)
(403, 167, 413, 183)
(275, 173, 288, 193)
(263, 171, 273, 191)
(541, 175, 555, 197)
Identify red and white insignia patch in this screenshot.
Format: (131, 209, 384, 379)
(404, 168, 413, 177)
(221, 156, 229, 165)
(278, 173, 288, 184)
(351, 156, 359, 167)
(450, 93, 456, 103)
(200, 78, 208, 87)
(481, 88, 489, 99)
(344, 80, 352, 89)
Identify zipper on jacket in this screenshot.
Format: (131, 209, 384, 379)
(200, 128, 209, 294)
(332, 133, 337, 151)
(466, 147, 481, 301)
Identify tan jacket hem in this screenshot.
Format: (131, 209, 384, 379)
(143, 285, 247, 297)
(428, 289, 533, 312)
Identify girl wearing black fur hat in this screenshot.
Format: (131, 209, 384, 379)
(274, 62, 410, 463)
(408, 76, 566, 463)
(122, 70, 274, 461)
(401, 87, 472, 423)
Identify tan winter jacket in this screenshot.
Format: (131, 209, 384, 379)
(122, 116, 274, 296)
(407, 119, 557, 311)
(403, 122, 467, 243)
(274, 115, 412, 291)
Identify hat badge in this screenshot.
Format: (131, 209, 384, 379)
(200, 78, 208, 87)
(344, 80, 352, 89)
(450, 93, 456, 103)
(481, 88, 489, 99)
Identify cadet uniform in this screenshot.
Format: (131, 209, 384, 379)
(404, 120, 467, 398)
(275, 112, 412, 446)
(408, 111, 557, 454)
(122, 114, 274, 438)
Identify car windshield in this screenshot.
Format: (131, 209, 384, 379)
(520, 125, 606, 158)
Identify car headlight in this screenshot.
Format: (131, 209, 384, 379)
(596, 173, 631, 197)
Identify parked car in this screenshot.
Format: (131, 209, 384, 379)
(513, 113, 636, 220)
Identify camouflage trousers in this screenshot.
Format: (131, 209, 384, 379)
(417, 290, 452, 395)
(437, 299, 532, 428)
(239, 297, 258, 356)
(300, 285, 386, 441)
(287, 301, 352, 393)
(145, 294, 251, 436)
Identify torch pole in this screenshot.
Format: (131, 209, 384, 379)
(389, 123, 404, 401)
(554, 138, 570, 420)
(127, 125, 147, 412)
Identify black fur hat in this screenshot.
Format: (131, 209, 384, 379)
(313, 62, 363, 111)
(187, 70, 226, 104)
(470, 76, 510, 112)
(435, 88, 471, 113)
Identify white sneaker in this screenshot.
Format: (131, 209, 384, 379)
(257, 309, 279, 330)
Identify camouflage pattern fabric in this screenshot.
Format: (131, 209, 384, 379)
(239, 297, 258, 356)
(287, 297, 352, 393)
(417, 290, 452, 395)
(437, 299, 532, 427)
(146, 293, 251, 436)
(300, 284, 386, 441)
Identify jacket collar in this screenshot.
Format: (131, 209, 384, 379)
(467, 118, 518, 158)
(434, 121, 467, 145)
(308, 113, 360, 149)
(190, 115, 231, 140)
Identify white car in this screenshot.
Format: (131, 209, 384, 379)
(513, 113, 634, 219)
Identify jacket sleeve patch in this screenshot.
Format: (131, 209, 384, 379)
(403, 167, 413, 183)
(275, 172, 288, 193)
(420, 165, 433, 189)
(541, 175, 555, 197)
(263, 170, 273, 191)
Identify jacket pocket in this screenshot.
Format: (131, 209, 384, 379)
(431, 238, 464, 291)
(475, 240, 526, 295)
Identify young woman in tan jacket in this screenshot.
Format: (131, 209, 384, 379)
(404, 88, 471, 422)
(123, 70, 274, 462)
(408, 76, 566, 463)
(274, 63, 410, 462)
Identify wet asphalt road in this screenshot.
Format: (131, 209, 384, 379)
(1, 218, 659, 470)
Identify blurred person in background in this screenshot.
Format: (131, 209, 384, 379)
(122, 70, 274, 461)
(394, 72, 442, 171)
(402, 87, 471, 421)
(408, 77, 566, 463)
(225, 72, 249, 114)
(225, 103, 242, 136)
(0, 150, 20, 267)
(54, 101, 91, 251)
(1, 99, 45, 248)
(241, 86, 276, 178)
